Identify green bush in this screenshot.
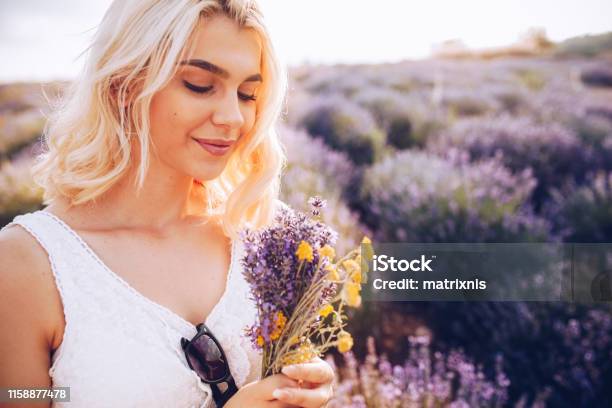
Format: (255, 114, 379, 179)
(0, 158, 44, 227)
(296, 95, 385, 165)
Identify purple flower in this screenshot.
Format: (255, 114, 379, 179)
(327, 335, 509, 407)
(241, 203, 338, 348)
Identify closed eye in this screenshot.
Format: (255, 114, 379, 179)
(183, 80, 212, 94)
(184, 80, 256, 102)
(239, 92, 257, 101)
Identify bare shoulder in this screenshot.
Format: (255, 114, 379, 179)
(0, 223, 57, 298)
(0, 223, 62, 341)
(0, 223, 62, 388)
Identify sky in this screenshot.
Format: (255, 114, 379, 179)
(0, 0, 611, 82)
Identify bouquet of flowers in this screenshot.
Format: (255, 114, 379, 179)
(240, 196, 373, 378)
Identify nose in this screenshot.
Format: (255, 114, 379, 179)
(211, 92, 244, 131)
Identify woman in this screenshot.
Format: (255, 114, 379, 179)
(0, 0, 334, 407)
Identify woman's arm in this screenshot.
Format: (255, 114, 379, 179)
(0, 226, 57, 408)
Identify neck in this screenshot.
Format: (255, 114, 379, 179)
(56, 156, 211, 234)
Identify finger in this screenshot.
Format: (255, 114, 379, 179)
(281, 359, 335, 385)
(256, 374, 300, 400)
(268, 401, 300, 408)
(272, 385, 332, 408)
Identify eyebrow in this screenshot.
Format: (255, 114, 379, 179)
(179, 59, 262, 82)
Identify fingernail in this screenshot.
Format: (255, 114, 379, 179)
(282, 365, 296, 375)
(273, 388, 290, 399)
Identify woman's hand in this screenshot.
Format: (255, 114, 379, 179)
(224, 373, 300, 408)
(272, 357, 335, 408)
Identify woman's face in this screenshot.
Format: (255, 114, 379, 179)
(149, 14, 262, 182)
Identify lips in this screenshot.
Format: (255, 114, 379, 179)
(192, 138, 234, 157)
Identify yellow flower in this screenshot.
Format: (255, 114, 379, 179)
(343, 282, 362, 307)
(276, 311, 287, 326)
(354, 254, 369, 275)
(288, 335, 300, 345)
(257, 335, 264, 347)
(325, 264, 341, 281)
(296, 240, 314, 262)
(360, 236, 375, 266)
(282, 342, 318, 365)
(342, 259, 360, 275)
(350, 269, 362, 284)
(318, 245, 336, 260)
(319, 304, 334, 318)
(270, 311, 287, 341)
(345, 281, 361, 296)
(337, 331, 354, 353)
(348, 295, 362, 308)
(342, 259, 362, 284)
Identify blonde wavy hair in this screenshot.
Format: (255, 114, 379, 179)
(32, 0, 288, 239)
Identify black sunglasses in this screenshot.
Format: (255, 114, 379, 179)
(180, 323, 238, 407)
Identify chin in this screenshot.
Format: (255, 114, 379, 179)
(190, 166, 226, 183)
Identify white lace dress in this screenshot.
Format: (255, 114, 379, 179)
(2, 209, 263, 408)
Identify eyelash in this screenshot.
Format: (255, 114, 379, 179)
(183, 80, 256, 101)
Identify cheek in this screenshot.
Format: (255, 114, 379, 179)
(150, 91, 200, 142)
(242, 106, 257, 135)
(150, 93, 178, 140)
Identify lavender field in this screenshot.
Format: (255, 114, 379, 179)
(279, 52, 612, 407)
(2, 47, 612, 405)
